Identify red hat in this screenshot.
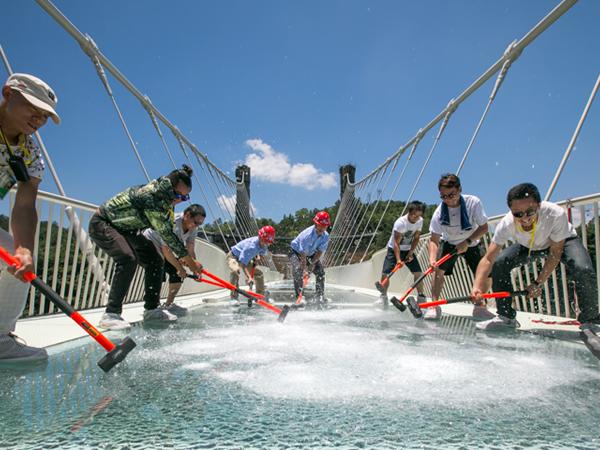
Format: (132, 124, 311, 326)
(258, 225, 276, 244)
(313, 211, 330, 227)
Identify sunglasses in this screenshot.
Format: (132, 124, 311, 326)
(174, 192, 190, 202)
(440, 192, 458, 200)
(512, 208, 538, 219)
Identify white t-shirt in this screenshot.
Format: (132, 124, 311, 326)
(429, 194, 488, 245)
(387, 215, 423, 251)
(0, 135, 45, 199)
(143, 212, 197, 253)
(492, 201, 576, 250)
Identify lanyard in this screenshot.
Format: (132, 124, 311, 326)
(517, 218, 537, 257)
(0, 128, 33, 165)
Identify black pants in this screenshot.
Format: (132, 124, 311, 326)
(382, 247, 422, 275)
(163, 260, 183, 284)
(437, 240, 485, 276)
(492, 237, 600, 323)
(290, 250, 325, 298)
(89, 213, 164, 314)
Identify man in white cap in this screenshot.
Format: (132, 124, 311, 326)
(0, 73, 60, 363)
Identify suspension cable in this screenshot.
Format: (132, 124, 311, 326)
(359, 135, 423, 263)
(203, 161, 244, 240)
(456, 41, 521, 175)
(346, 0, 577, 187)
(82, 36, 150, 182)
(143, 96, 178, 169)
(338, 162, 392, 265)
(193, 152, 240, 245)
(323, 180, 355, 266)
(545, 73, 600, 201)
(328, 185, 364, 266)
(172, 132, 226, 246)
(349, 157, 403, 263)
(401, 101, 457, 216)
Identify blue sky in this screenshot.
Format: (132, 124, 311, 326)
(2, 0, 599, 221)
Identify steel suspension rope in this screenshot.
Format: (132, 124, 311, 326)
(143, 99, 214, 244)
(545, 73, 600, 201)
(359, 135, 423, 262)
(143, 96, 178, 170)
(328, 174, 377, 267)
(400, 101, 457, 217)
(192, 152, 241, 246)
(332, 172, 386, 267)
(202, 159, 245, 241)
(337, 161, 393, 266)
(349, 156, 404, 263)
(456, 41, 521, 175)
(323, 181, 355, 267)
(172, 132, 224, 245)
(82, 36, 150, 182)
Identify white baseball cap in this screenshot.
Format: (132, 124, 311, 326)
(5, 73, 60, 125)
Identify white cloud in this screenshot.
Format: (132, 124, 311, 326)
(217, 194, 257, 217)
(244, 139, 338, 191)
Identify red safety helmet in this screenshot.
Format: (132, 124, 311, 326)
(258, 225, 276, 244)
(313, 211, 331, 227)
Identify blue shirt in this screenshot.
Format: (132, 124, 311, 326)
(231, 236, 268, 265)
(291, 225, 329, 256)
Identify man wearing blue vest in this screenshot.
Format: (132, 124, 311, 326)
(228, 226, 276, 306)
(290, 211, 330, 307)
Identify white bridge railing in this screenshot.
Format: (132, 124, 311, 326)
(3, 189, 280, 318)
(327, 192, 600, 320)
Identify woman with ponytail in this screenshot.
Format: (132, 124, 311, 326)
(89, 164, 203, 330)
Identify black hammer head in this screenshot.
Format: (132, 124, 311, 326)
(278, 305, 290, 323)
(406, 296, 423, 319)
(390, 296, 407, 312)
(97, 337, 137, 372)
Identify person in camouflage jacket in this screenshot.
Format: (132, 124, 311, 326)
(89, 164, 203, 329)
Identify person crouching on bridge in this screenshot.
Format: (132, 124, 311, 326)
(375, 201, 426, 307)
(472, 183, 600, 333)
(89, 164, 203, 330)
(290, 211, 330, 307)
(427, 173, 494, 321)
(227, 226, 276, 306)
(0, 74, 60, 363)
(142, 203, 206, 317)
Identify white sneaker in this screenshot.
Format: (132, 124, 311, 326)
(143, 308, 177, 323)
(164, 303, 188, 317)
(0, 333, 48, 363)
(230, 299, 241, 307)
(99, 313, 131, 330)
(423, 306, 442, 320)
(476, 315, 520, 331)
(472, 305, 496, 321)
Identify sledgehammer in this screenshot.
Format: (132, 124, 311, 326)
(405, 290, 528, 319)
(0, 246, 136, 372)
